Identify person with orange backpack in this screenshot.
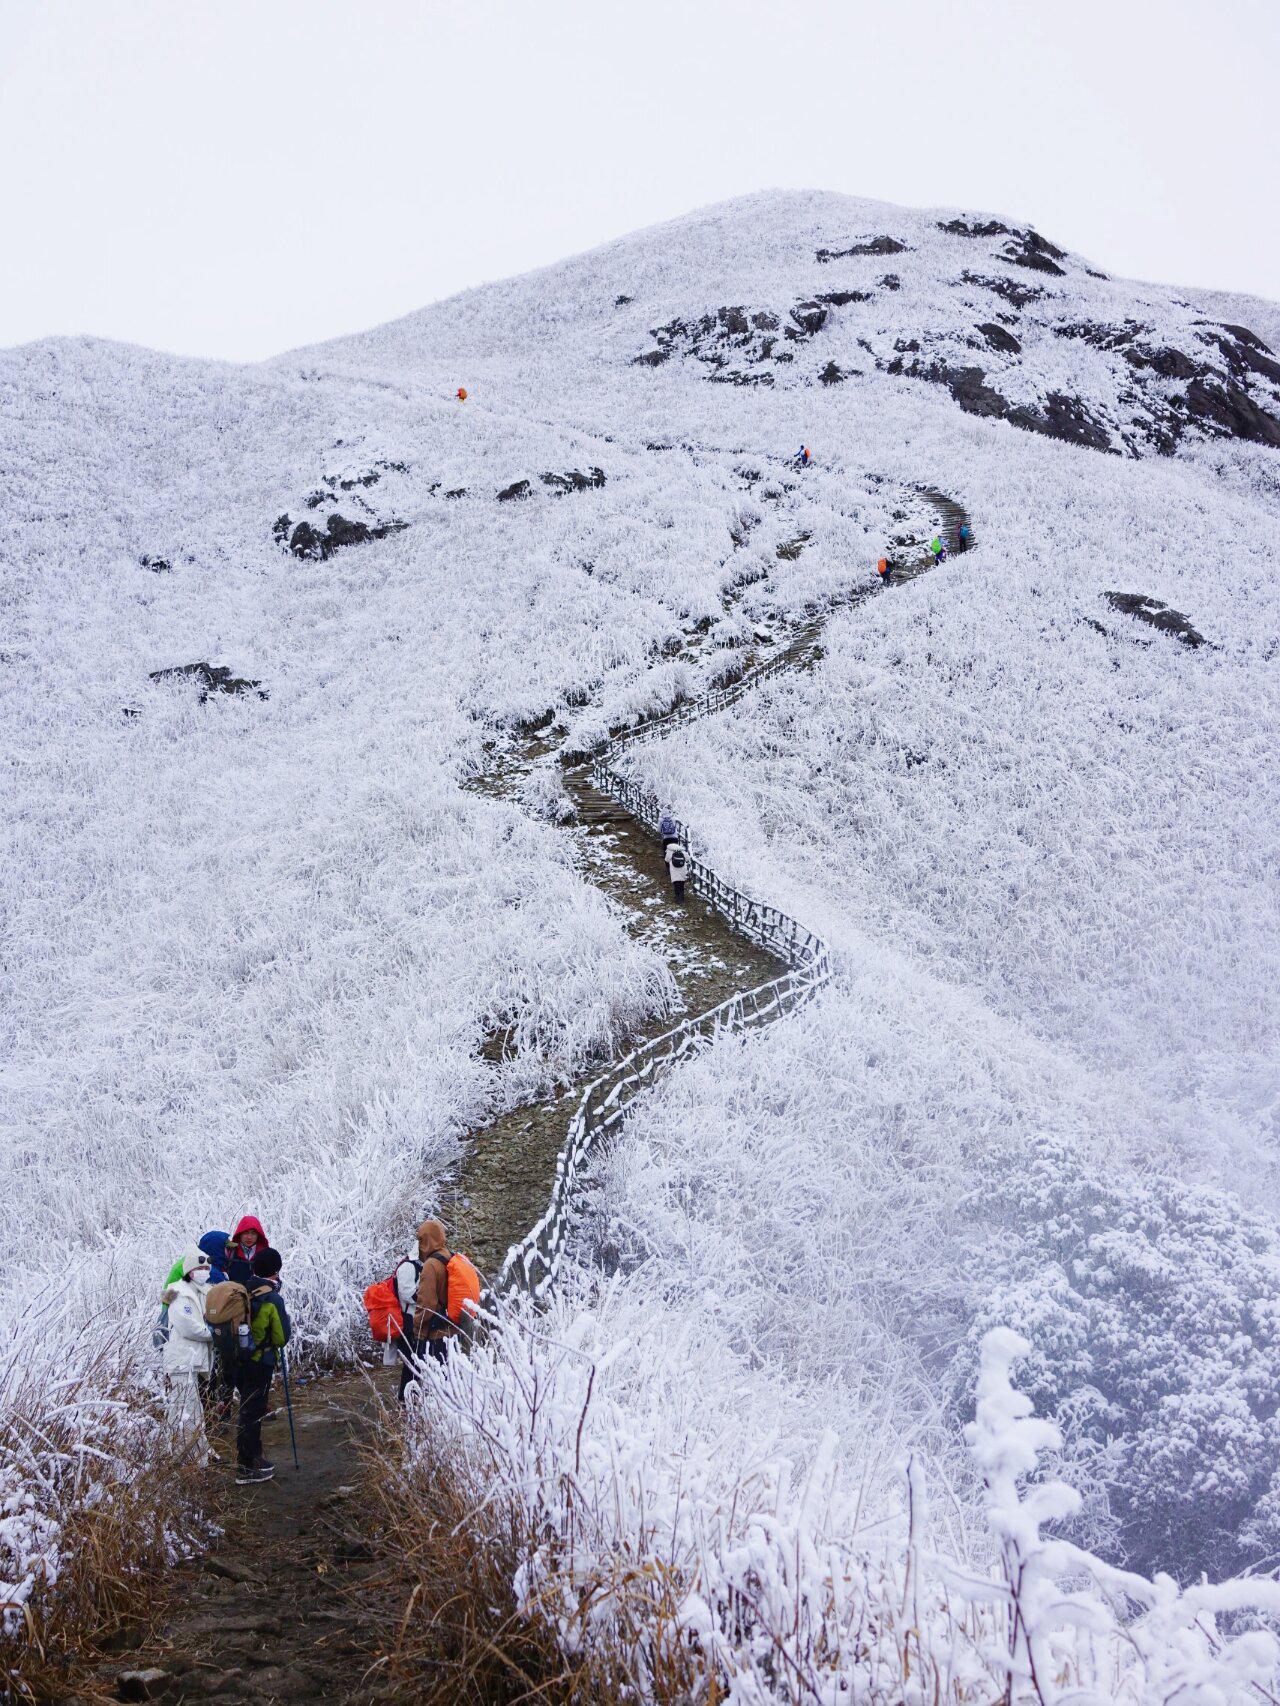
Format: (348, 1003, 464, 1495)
(403, 1219, 481, 1396)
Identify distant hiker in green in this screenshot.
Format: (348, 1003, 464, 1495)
(930, 535, 948, 564)
(236, 1248, 292, 1484)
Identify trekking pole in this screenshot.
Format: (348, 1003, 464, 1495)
(280, 1348, 300, 1470)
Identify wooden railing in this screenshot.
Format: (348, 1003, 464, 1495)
(495, 489, 971, 1300)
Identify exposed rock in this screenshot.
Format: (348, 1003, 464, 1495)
(282, 513, 407, 559)
(1105, 591, 1205, 647)
(815, 290, 872, 307)
(633, 347, 670, 367)
(496, 479, 531, 502)
(816, 236, 908, 262)
(614, 293, 633, 306)
(959, 270, 1045, 309)
(444, 487, 467, 499)
(1182, 378, 1280, 448)
(1199, 323, 1280, 387)
(923, 363, 1011, 419)
(149, 661, 267, 701)
(138, 554, 171, 573)
(977, 322, 1022, 355)
(540, 467, 607, 494)
(1001, 229, 1067, 275)
(790, 302, 828, 336)
(819, 361, 845, 386)
(1011, 391, 1113, 452)
(879, 273, 901, 291)
(938, 218, 1014, 239)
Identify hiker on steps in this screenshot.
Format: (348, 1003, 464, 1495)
(659, 809, 679, 851)
(929, 535, 948, 565)
(666, 838, 691, 904)
(401, 1220, 481, 1395)
(163, 1248, 215, 1460)
(236, 1248, 292, 1485)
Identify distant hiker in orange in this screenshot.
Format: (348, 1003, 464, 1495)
(794, 444, 811, 468)
(456, 386, 468, 401)
(877, 556, 894, 586)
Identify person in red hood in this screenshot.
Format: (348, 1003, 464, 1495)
(227, 1216, 269, 1287)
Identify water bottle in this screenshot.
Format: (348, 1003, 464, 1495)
(237, 1322, 251, 1351)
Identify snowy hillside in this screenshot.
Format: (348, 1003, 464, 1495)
(3, 188, 1279, 1686)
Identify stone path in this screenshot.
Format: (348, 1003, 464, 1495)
(78, 486, 972, 1705)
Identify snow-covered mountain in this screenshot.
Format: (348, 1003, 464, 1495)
(3, 189, 1279, 1684)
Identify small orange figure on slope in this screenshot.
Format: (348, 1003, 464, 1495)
(456, 386, 468, 402)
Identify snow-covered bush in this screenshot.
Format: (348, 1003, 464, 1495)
(949, 1137, 1280, 1580)
(386, 1302, 1280, 1701)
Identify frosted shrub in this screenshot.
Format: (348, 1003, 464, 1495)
(392, 1301, 1280, 1702)
(949, 1137, 1280, 1580)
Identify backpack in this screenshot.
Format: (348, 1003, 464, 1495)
(363, 1275, 405, 1344)
(204, 1280, 251, 1372)
(424, 1251, 482, 1333)
(669, 845, 689, 876)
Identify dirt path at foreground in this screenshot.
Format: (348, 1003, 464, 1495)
(76, 489, 972, 1705)
(74, 1371, 404, 1706)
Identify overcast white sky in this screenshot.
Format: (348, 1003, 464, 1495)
(1, 0, 1276, 362)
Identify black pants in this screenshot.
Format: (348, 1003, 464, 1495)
(672, 880, 686, 902)
(236, 1361, 274, 1466)
(397, 1335, 448, 1401)
(201, 1359, 236, 1434)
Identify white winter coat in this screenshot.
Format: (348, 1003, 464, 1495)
(162, 1277, 214, 1375)
(666, 842, 690, 878)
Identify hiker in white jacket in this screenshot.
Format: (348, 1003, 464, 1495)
(163, 1249, 214, 1455)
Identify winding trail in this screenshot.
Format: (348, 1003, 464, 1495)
(80, 484, 972, 1706)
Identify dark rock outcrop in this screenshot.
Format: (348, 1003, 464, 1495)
(938, 218, 1014, 239)
(959, 271, 1045, 309)
(540, 467, 607, 494)
(816, 236, 908, 262)
(816, 290, 872, 308)
(819, 361, 845, 386)
(1000, 230, 1068, 275)
(149, 662, 267, 701)
(1104, 592, 1205, 647)
(280, 513, 407, 559)
(138, 554, 171, 573)
(497, 479, 532, 502)
(977, 322, 1022, 355)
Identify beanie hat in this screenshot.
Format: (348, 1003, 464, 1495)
(251, 1248, 282, 1278)
(181, 1247, 211, 1280)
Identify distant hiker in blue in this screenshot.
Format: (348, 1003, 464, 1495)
(659, 810, 679, 851)
(794, 445, 811, 468)
(958, 523, 971, 552)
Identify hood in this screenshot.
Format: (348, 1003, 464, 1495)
(199, 1230, 231, 1266)
(233, 1214, 267, 1246)
(179, 1246, 210, 1282)
(416, 1218, 448, 1255)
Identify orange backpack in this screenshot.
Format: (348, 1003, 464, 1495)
(427, 1251, 482, 1328)
(363, 1276, 404, 1344)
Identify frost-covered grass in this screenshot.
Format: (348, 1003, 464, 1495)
(389, 1308, 1280, 1702)
(4, 187, 1280, 1668)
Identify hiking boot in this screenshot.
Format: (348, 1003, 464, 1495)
(235, 1463, 270, 1485)
(252, 1457, 276, 1478)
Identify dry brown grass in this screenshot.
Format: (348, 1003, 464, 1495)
(0, 1326, 208, 1703)
(361, 1392, 711, 1705)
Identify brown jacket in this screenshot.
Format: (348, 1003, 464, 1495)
(414, 1220, 453, 1340)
